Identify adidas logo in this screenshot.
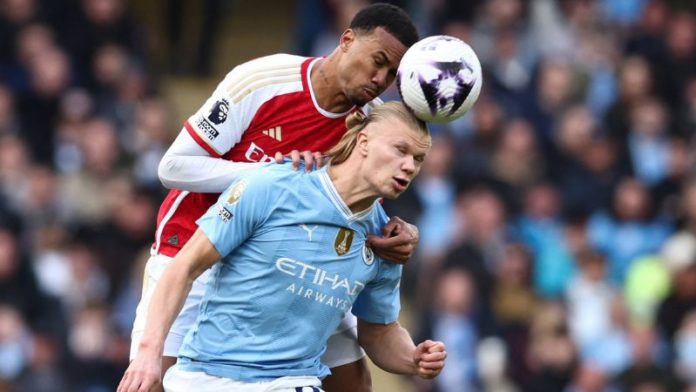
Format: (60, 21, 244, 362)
(167, 235, 179, 246)
(262, 126, 282, 141)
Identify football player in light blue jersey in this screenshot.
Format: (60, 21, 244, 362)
(119, 102, 446, 392)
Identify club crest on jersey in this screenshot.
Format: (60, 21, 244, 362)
(218, 206, 233, 222)
(207, 98, 229, 125)
(334, 228, 354, 256)
(362, 245, 375, 266)
(226, 179, 249, 204)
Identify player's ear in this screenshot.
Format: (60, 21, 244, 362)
(340, 29, 356, 52)
(356, 130, 369, 157)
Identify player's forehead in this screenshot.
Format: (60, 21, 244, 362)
(371, 116, 431, 151)
(355, 27, 407, 65)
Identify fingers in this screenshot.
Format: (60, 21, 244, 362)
(418, 366, 444, 379)
(313, 152, 325, 169)
(302, 150, 314, 172)
(415, 340, 447, 379)
(275, 150, 325, 172)
(291, 150, 302, 170)
(380, 216, 402, 236)
(419, 351, 447, 365)
(425, 340, 445, 353)
(367, 229, 416, 263)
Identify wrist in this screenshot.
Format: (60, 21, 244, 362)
(137, 338, 164, 357)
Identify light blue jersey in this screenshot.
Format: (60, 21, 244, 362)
(177, 164, 402, 382)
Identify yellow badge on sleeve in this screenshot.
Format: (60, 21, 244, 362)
(226, 179, 249, 205)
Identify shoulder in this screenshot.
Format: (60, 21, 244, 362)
(217, 54, 309, 103)
(237, 53, 307, 70)
(226, 54, 307, 80)
(236, 164, 305, 193)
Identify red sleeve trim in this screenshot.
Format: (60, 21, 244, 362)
(184, 120, 222, 158)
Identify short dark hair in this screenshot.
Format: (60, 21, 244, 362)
(349, 3, 419, 48)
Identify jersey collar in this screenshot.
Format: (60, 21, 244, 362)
(318, 168, 376, 222)
(303, 58, 355, 119)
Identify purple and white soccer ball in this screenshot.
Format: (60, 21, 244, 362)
(396, 35, 482, 123)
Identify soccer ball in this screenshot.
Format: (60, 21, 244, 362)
(396, 35, 482, 123)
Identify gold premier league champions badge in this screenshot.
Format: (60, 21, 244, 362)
(334, 228, 354, 256)
(226, 179, 249, 204)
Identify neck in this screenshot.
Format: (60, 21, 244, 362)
(310, 53, 354, 113)
(327, 160, 378, 214)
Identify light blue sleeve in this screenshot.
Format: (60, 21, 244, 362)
(196, 174, 274, 257)
(351, 261, 402, 324)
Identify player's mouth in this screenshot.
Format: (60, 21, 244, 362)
(363, 88, 377, 100)
(392, 177, 409, 192)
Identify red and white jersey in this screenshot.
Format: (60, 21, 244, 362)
(154, 54, 376, 257)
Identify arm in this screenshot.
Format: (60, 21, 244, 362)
(117, 230, 221, 392)
(357, 318, 446, 379)
(158, 131, 267, 193)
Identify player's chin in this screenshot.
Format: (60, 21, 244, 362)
(382, 188, 402, 200)
(348, 93, 369, 107)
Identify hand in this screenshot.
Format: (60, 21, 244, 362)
(117, 352, 162, 392)
(274, 150, 326, 172)
(413, 340, 446, 379)
(367, 217, 419, 264)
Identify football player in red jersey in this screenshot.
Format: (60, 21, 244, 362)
(129, 4, 419, 392)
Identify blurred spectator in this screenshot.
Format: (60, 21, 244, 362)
(566, 249, 616, 354)
(491, 118, 545, 191)
(587, 178, 672, 284)
(623, 255, 671, 324)
(490, 243, 537, 384)
(605, 55, 654, 146)
(419, 266, 481, 392)
(409, 133, 457, 258)
(525, 301, 577, 392)
(582, 296, 633, 377)
(674, 311, 696, 385)
(60, 117, 125, 224)
(627, 97, 673, 186)
(522, 57, 579, 153)
(0, 226, 62, 333)
(477, 336, 518, 392)
(0, 83, 18, 134)
(615, 326, 687, 391)
(0, 305, 31, 381)
(655, 261, 696, 350)
(517, 181, 576, 297)
(128, 99, 174, 189)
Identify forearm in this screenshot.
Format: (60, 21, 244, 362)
(137, 261, 197, 356)
(158, 154, 266, 193)
(358, 320, 418, 375)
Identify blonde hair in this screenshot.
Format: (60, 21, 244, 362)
(326, 101, 429, 165)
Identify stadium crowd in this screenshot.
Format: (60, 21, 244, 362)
(0, 0, 695, 391)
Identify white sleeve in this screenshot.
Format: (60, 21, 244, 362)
(158, 131, 267, 193)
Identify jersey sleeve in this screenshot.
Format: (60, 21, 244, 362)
(195, 172, 275, 256)
(183, 54, 306, 157)
(351, 261, 402, 324)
